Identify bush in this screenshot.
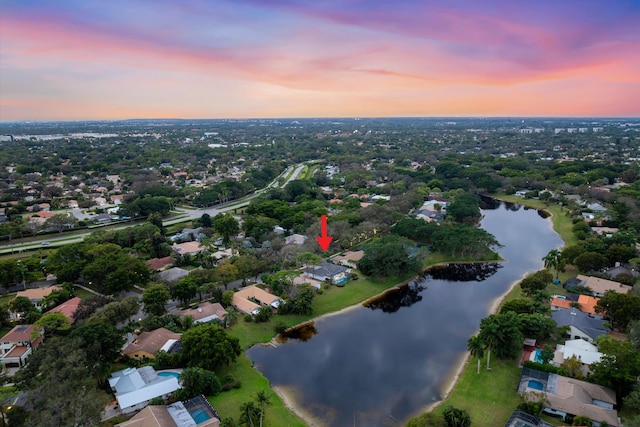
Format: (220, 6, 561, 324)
(244, 314, 253, 323)
(523, 360, 559, 373)
(273, 321, 287, 334)
(254, 305, 273, 322)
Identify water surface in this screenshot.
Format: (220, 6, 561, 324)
(248, 201, 563, 426)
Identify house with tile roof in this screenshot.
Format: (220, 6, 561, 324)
(15, 286, 61, 310)
(109, 366, 181, 413)
(0, 324, 44, 367)
(518, 368, 620, 426)
(159, 267, 190, 283)
(172, 241, 206, 256)
(331, 250, 365, 269)
(232, 285, 282, 316)
(176, 302, 227, 325)
(550, 294, 600, 315)
(46, 296, 81, 323)
(123, 328, 182, 360)
(574, 275, 631, 297)
(115, 397, 221, 427)
(146, 256, 175, 271)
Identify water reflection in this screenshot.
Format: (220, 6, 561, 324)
(427, 262, 501, 282)
(277, 321, 318, 343)
(364, 281, 426, 313)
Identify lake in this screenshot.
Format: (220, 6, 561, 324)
(247, 200, 564, 426)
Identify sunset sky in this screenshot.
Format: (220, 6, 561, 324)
(1, 0, 639, 120)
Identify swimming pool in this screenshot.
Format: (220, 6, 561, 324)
(528, 380, 544, 391)
(190, 407, 211, 423)
(532, 349, 543, 363)
(158, 371, 180, 379)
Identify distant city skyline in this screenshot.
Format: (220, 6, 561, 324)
(1, 0, 639, 121)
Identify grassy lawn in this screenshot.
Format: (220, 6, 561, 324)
(433, 357, 522, 426)
(209, 356, 307, 427)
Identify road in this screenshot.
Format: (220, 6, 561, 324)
(0, 162, 309, 255)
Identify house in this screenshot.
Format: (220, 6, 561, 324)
(115, 396, 221, 427)
(550, 294, 599, 315)
(604, 264, 639, 279)
(303, 261, 349, 285)
(551, 308, 607, 343)
(159, 267, 190, 283)
(331, 250, 364, 269)
(0, 324, 44, 367)
(172, 241, 206, 256)
(108, 366, 181, 414)
(232, 285, 282, 316)
(122, 328, 182, 360)
(171, 227, 205, 242)
(15, 286, 61, 311)
(518, 368, 620, 426)
(176, 302, 227, 325)
(146, 256, 175, 271)
(285, 234, 307, 245)
(575, 275, 631, 297)
(45, 296, 81, 324)
(552, 339, 602, 372)
(504, 410, 554, 427)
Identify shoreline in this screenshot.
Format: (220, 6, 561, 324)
(255, 201, 565, 426)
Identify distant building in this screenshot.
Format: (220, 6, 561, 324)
(176, 302, 227, 325)
(0, 324, 44, 368)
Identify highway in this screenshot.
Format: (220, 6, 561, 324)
(0, 162, 309, 255)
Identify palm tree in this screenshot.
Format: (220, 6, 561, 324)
(542, 249, 562, 281)
(467, 335, 484, 375)
(255, 390, 272, 427)
(479, 317, 501, 370)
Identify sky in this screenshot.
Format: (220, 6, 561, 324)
(1, 0, 639, 120)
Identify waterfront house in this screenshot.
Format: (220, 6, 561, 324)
(303, 261, 349, 285)
(551, 308, 607, 344)
(232, 285, 282, 316)
(108, 366, 181, 414)
(574, 275, 631, 297)
(176, 302, 227, 325)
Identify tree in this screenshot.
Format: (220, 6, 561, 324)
(479, 312, 523, 368)
(8, 296, 37, 320)
(595, 291, 640, 332)
(560, 355, 584, 380)
(518, 313, 556, 340)
(590, 336, 640, 405)
(89, 296, 140, 325)
(12, 336, 109, 427)
(254, 306, 273, 323)
(176, 367, 221, 399)
(574, 252, 608, 273)
(172, 276, 199, 306)
(142, 283, 171, 316)
(443, 405, 471, 427)
(181, 323, 241, 371)
(446, 192, 480, 224)
(71, 322, 124, 377)
(71, 294, 110, 324)
(357, 235, 421, 277)
(213, 213, 240, 244)
(467, 335, 484, 375)
(254, 390, 271, 427)
(539, 344, 555, 365)
(239, 401, 260, 427)
(519, 270, 552, 297)
(542, 249, 563, 280)
(34, 313, 71, 337)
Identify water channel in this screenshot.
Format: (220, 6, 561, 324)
(247, 200, 564, 426)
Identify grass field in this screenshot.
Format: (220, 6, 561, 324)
(208, 356, 307, 427)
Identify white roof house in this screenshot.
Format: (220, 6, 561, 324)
(553, 339, 603, 368)
(108, 366, 181, 413)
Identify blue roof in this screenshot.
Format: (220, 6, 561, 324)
(551, 308, 607, 340)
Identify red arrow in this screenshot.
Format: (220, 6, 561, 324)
(316, 215, 333, 252)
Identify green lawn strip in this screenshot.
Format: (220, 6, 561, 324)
(433, 357, 522, 427)
(209, 356, 307, 427)
(492, 195, 577, 247)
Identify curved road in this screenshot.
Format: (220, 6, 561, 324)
(0, 162, 310, 255)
